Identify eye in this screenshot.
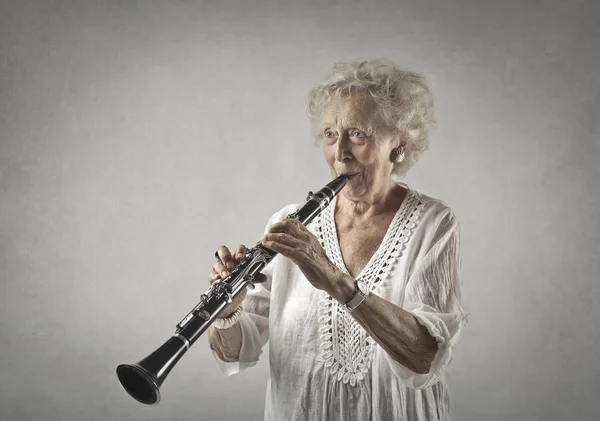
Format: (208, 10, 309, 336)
(350, 130, 368, 141)
(324, 129, 337, 139)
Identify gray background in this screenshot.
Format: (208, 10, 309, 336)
(1, 0, 599, 420)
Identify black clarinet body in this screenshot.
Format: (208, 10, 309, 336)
(116, 175, 348, 405)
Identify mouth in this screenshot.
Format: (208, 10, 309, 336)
(340, 171, 360, 179)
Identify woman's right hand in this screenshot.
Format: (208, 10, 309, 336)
(209, 244, 268, 318)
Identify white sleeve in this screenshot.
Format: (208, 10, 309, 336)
(386, 210, 469, 389)
(211, 209, 285, 376)
(210, 272, 272, 376)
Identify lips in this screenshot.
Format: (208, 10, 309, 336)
(340, 171, 360, 178)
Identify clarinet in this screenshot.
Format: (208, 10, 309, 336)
(116, 175, 348, 405)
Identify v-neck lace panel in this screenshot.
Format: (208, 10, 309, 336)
(314, 188, 425, 386)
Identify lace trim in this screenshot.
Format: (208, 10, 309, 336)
(315, 189, 425, 386)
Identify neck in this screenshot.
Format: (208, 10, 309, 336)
(336, 179, 405, 221)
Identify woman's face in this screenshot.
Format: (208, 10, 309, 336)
(321, 93, 398, 202)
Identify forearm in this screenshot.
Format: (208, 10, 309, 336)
(207, 324, 243, 363)
(330, 275, 439, 374)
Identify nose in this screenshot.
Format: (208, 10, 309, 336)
(335, 133, 353, 163)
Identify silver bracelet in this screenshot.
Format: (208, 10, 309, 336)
(212, 306, 244, 330)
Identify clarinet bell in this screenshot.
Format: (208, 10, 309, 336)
(116, 363, 161, 405)
(116, 335, 189, 405)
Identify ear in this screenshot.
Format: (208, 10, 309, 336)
(389, 133, 406, 151)
(398, 132, 409, 151)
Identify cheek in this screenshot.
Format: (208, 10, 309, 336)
(323, 144, 336, 162)
(354, 146, 380, 166)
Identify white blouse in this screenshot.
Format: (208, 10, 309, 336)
(212, 183, 469, 421)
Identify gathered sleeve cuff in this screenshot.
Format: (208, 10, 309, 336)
(211, 309, 270, 376)
(387, 209, 469, 389)
(387, 304, 468, 389)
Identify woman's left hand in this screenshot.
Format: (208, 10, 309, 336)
(259, 218, 348, 297)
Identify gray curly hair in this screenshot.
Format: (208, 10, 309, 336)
(306, 59, 436, 178)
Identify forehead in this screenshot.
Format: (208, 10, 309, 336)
(321, 93, 386, 128)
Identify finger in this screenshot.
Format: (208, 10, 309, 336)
(286, 218, 310, 236)
(210, 267, 225, 280)
(234, 244, 248, 262)
(212, 260, 230, 278)
(262, 237, 297, 258)
(266, 220, 289, 234)
(269, 218, 305, 235)
(216, 245, 236, 271)
(219, 292, 247, 318)
(254, 273, 268, 283)
(209, 269, 223, 284)
(267, 219, 294, 233)
(263, 232, 298, 248)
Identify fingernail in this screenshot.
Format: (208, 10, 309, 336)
(236, 253, 243, 260)
(226, 262, 234, 270)
(221, 271, 229, 278)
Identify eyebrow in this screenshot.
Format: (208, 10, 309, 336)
(322, 123, 367, 128)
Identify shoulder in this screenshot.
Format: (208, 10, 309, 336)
(402, 184, 460, 233)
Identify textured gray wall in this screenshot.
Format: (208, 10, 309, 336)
(1, 0, 599, 420)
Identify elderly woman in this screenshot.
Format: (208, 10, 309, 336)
(207, 60, 468, 421)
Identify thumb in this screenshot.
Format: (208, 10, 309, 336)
(254, 273, 268, 283)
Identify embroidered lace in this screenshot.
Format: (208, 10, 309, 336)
(314, 190, 425, 385)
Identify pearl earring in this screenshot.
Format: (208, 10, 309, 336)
(390, 147, 405, 164)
